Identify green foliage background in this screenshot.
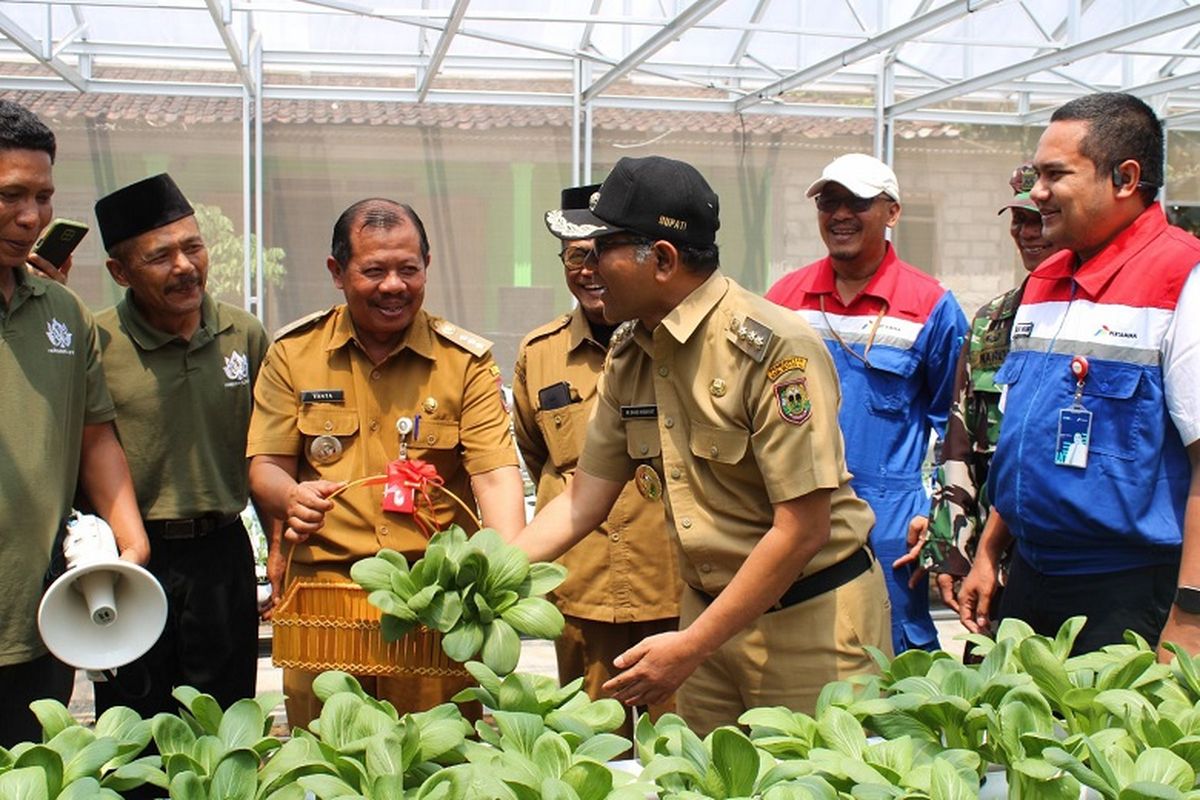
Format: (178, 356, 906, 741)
(193, 204, 286, 303)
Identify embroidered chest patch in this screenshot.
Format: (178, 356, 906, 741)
(774, 378, 812, 425)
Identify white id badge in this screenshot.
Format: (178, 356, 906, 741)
(1055, 407, 1092, 468)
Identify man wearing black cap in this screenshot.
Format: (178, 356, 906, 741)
(0, 100, 149, 748)
(512, 184, 681, 737)
(92, 173, 267, 720)
(510, 156, 890, 734)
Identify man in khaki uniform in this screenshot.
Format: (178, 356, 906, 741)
(513, 183, 680, 736)
(92, 174, 267, 726)
(511, 156, 891, 735)
(0, 100, 149, 746)
(248, 198, 525, 728)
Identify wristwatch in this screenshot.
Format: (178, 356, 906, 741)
(1174, 586, 1200, 614)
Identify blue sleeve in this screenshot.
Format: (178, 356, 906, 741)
(922, 291, 970, 437)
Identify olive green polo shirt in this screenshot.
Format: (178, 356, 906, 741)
(0, 269, 115, 665)
(97, 291, 268, 520)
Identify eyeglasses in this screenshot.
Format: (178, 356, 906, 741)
(560, 245, 595, 272)
(814, 194, 883, 214)
(591, 236, 652, 258)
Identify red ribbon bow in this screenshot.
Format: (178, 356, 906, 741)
(382, 459, 444, 538)
(393, 458, 443, 488)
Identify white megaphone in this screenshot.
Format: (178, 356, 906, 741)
(38, 512, 167, 672)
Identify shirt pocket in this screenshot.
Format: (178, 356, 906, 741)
(297, 407, 360, 468)
(992, 354, 1024, 415)
(624, 419, 661, 460)
(537, 401, 589, 472)
(864, 348, 920, 417)
(1081, 363, 1144, 461)
(689, 422, 750, 465)
(412, 417, 461, 453)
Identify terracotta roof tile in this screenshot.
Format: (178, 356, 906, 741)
(0, 62, 963, 139)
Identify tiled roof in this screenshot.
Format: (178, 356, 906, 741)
(0, 62, 963, 139)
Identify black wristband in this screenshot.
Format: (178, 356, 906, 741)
(1174, 586, 1200, 614)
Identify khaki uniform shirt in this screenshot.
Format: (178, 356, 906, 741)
(0, 271, 115, 664)
(513, 307, 680, 623)
(97, 292, 269, 519)
(246, 306, 517, 565)
(579, 272, 874, 596)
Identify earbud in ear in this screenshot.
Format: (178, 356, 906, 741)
(1112, 167, 1129, 187)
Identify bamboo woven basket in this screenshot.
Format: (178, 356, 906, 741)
(271, 579, 468, 678)
(270, 471, 479, 678)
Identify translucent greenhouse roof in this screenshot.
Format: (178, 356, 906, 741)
(1, 0, 1199, 127)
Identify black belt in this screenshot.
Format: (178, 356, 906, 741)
(145, 514, 241, 540)
(701, 546, 874, 613)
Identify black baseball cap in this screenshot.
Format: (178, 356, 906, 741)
(544, 156, 720, 247)
(560, 183, 601, 212)
(95, 173, 195, 251)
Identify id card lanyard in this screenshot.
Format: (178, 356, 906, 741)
(1054, 355, 1092, 468)
(383, 415, 422, 513)
(819, 295, 889, 370)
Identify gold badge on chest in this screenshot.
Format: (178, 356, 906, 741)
(634, 464, 663, 501)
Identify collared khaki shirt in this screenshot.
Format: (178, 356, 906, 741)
(579, 271, 874, 596)
(247, 305, 517, 565)
(97, 292, 269, 519)
(0, 270, 114, 664)
(513, 306, 680, 623)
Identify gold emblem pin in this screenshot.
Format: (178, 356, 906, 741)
(634, 464, 663, 501)
(709, 378, 727, 397)
(309, 434, 343, 465)
(423, 397, 438, 414)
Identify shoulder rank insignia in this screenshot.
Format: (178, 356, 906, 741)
(727, 315, 773, 363)
(609, 320, 637, 356)
(273, 307, 336, 341)
(433, 319, 493, 357)
(524, 313, 572, 345)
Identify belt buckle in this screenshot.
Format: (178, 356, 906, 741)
(160, 519, 197, 540)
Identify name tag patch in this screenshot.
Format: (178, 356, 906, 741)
(620, 405, 658, 420)
(301, 390, 345, 404)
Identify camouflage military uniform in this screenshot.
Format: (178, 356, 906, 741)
(921, 281, 1026, 578)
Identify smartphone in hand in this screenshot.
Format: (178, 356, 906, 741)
(33, 218, 90, 268)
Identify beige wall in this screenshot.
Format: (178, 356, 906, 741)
(27, 109, 1194, 375)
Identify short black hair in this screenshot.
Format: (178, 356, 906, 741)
(627, 229, 720, 275)
(330, 198, 430, 268)
(677, 242, 720, 275)
(0, 100, 56, 163)
(1051, 92, 1163, 206)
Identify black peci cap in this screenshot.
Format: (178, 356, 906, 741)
(545, 156, 719, 247)
(95, 173, 195, 251)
